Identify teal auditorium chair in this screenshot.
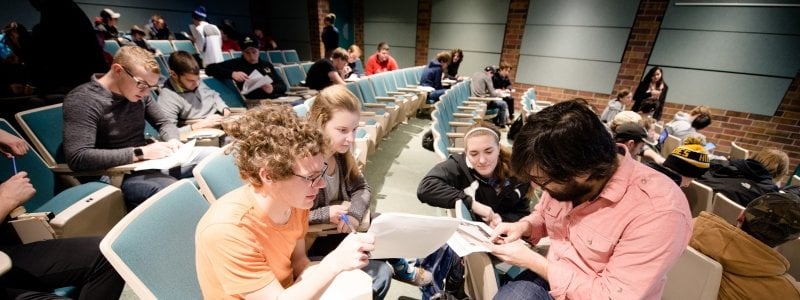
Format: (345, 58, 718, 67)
(171, 40, 198, 55)
(0, 119, 126, 239)
(283, 49, 301, 64)
(356, 79, 401, 129)
(147, 40, 175, 55)
(221, 51, 233, 61)
(301, 62, 313, 75)
(201, 77, 247, 112)
(154, 54, 171, 79)
(267, 50, 285, 65)
(100, 180, 208, 299)
(192, 147, 243, 203)
(103, 40, 120, 56)
(231, 50, 242, 59)
(258, 51, 268, 63)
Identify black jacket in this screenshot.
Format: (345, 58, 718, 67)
(632, 80, 669, 121)
(697, 159, 779, 207)
(417, 154, 530, 222)
(204, 58, 286, 99)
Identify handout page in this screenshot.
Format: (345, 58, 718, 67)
(366, 213, 460, 259)
(242, 69, 273, 94)
(447, 219, 495, 257)
(134, 139, 198, 171)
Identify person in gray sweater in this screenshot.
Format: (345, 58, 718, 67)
(63, 46, 190, 209)
(158, 51, 230, 135)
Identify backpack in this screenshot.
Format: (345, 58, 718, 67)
(422, 129, 434, 152)
(507, 115, 523, 140)
(420, 245, 467, 300)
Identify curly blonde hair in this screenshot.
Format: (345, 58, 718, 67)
(223, 105, 325, 186)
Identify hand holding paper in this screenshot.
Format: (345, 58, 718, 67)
(242, 69, 273, 94)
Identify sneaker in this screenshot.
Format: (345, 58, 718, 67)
(391, 259, 433, 286)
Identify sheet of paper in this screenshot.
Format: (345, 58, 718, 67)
(447, 220, 495, 257)
(134, 139, 197, 171)
(242, 70, 273, 94)
(366, 213, 459, 259)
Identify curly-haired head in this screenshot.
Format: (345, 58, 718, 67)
(223, 105, 325, 186)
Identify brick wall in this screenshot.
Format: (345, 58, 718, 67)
(307, 0, 330, 60)
(414, 0, 432, 66)
(354, 0, 364, 52)
(499, 0, 529, 86)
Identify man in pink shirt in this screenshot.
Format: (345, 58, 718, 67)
(365, 42, 398, 75)
(488, 100, 692, 299)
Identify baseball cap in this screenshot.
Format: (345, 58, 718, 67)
(101, 8, 121, 20)
(743, 192, 800, 248)
(484, 65, 496, 73)
(239, 36, 258, 51)
(614, 122, 656, 146)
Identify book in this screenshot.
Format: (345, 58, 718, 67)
(133, 139, 199, 171)
(242, 69, 273, 94)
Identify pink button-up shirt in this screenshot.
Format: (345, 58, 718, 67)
(523, 146, 692, 299)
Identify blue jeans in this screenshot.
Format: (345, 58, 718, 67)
(121, 146, 217, 209)
(491, 100, 509, 125)
(494, 270, 553, 300)
(362, 260, 392, 300)
(427, 89, 446, 103)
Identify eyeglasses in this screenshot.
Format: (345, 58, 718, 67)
(293, 162, 328, 187)
(122, 66, 160, 91)
(530, 175, 556, 188)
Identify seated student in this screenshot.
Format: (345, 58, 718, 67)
(697, 148, 789, 207)
(343, 45, 365, 79)
(63, 46, 209, 209)
(691, 192, 800, 299)
(665, 105, 712, 141)
(305, 86, 426, 295)
(364, 42, 398, 75)
(470, 66, 511, 128)
(158, 51, 231, 135)
(636, 97, 659, 120)
(646, 135, 710, 188)
(205, 36, 286, 100)
(418, 122, 531, 225)
(612, 122, 656, 159)
(195, 105, 375, 299)
(444, 48, 463, 80)
(128, 25, 157, 54)
(600, 89, 632, 124)
(491, 62, 517, 120)
(419, 51, 451, 103)
(304, 47, 348, 91)
(0, 130, 125, 299)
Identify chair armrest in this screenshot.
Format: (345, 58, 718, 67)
(468, 96, 502, 102)
(375, 96, 402, 104)
(363, 103, 387, 109)
(289, 86, 310, 92)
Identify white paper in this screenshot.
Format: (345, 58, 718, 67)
(242, 70, 273, 94)
(134, 139, 198, 171)
(366, 213, 459, 259)
(446, 220, 495, 257)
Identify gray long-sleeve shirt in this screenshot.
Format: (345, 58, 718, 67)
(158, 81, 228, 134)
(63, 76, 179, 171)
(309, 154, 370, 224)
(470, 71, 500, 98)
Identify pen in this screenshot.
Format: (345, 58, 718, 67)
(11, 156, 17, 174)
(340, 213, 357, 233)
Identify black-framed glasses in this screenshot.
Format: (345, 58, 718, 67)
(122, 66, 160, 91)
(293, 162, 328, 187)
(530, 175, 556, 188)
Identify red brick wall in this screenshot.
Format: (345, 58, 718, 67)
(354, 0, 364, 52)
(500, 0, 529, 86)
(414, 0, 432, 66)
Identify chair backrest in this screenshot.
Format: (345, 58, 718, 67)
(192, 146, 244, 203)
(171, 40, 198, 55)
(293, 104, 309, 119)
(357, 79, 378, 103)
(267, 50, 285, 65)
(100, 180, 208, 299)
(283, 64, 306, 87)
(404, 68, 418, 85)
(221, 51, 233, 61)
(104, 40, 120, 55)
(154, 54, 171, 79)
(258, 51, 268, 63)
(0, 119, 57, 211)
(662, 246, 722, 300)
(283, 49, 300, 64)
(301, 62, 313, 75)
(202, 77, 246, 109)
(791, 174, 800, 187)
(661, 134, 681, 158)
(15, 103, 64, 167)
(272, 66, 292, 89)
(712, 192, 744, 226)
(684, 180, 713, 218)
(231, 50, 242, 59)
(147, 40, 175, 55)
(776, 237, 800, 279)
(730, 142, 749, 160)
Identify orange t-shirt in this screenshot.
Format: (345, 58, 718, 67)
(195, 186, 309, 299)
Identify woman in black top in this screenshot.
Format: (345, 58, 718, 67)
(632, 66, 669, 121)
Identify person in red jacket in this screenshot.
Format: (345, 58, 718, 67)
(364, 42, 398, 75)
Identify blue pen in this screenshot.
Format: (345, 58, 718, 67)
(11, 156, 17, 174)
(340, 213, 357, 233)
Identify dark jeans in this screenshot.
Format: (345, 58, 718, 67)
(502, 96, 515, 118)
(0, 237, 124, 300)
(494, 270, 553, 300)
(428, 89, 446, 103)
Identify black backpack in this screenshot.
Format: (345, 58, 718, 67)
(420, 245, 467, 300)
(507, 115, 523, 140)
(422, 129, 435, 152)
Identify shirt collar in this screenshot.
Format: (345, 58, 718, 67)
(595, 144, 637, 203)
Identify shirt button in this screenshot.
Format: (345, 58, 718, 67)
(617, 288, 623, 293)
(587, 239, 592, 245)
(547, 207, 551, 211)
(640, 178, 647, 184)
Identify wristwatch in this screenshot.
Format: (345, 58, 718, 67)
(134, 147, 144, 160)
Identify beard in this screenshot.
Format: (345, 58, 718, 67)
(545, 179, 595, 203)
